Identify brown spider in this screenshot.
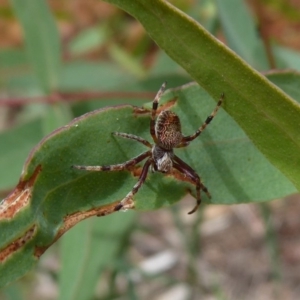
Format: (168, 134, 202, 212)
(73, 83, 224, 214)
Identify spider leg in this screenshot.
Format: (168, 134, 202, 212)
(72, 150, 151, 172)
(150, 82, 167, 143)
(180, 93, 224, 144)
(112, 132, 152, 148)
(117, 158, 152, 209)
(173, 155, 211, 214)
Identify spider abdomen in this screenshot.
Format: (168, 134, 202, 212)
(155, 110, 182, 149)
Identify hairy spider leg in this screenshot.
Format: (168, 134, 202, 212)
(72, 150, 151, 172)
(118, 158, 153, 208)
(150, 82, 167, 143)
(178, 93, 224, 146)
(112, 132, 152, 148)
(173, 155, 211, 214)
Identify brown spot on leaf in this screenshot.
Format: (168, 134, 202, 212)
(0, 165, 41, 220)
(133, 106, 150, 115)
(60, 199, 134, 236)
(0, 224, 37, 263)
(132, 166, 143, 177)
(34, 199, 134, 258)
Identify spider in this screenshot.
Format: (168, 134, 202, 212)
(73, 83, 224, 214)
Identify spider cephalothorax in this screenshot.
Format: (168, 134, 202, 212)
(73, 83, 224, 214)
(152, 145, 174, 173)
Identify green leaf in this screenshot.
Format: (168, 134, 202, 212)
(11, 0, 61, 92)
(266, 70, 300, 102)
(108, 44, 146, 78)
(102, 0, 300, 192)
(59, 212, 135, 300)
(2, 283, 23, 300)
(0, 84, 296, 287)
(0, 119, 43, 190)
(150, 51, 189, 77)
(4, 61, 134, 96)
(60, 61, 136, 91)
(42, 103, 74, 135)
(274, 46, 300, 71)
(216, 0, 269, 69)
(0, 49, 28, 68)
(4, 71, 40, 95)
(68, 26, 108, 56)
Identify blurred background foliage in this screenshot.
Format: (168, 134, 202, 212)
(1, 0, 300, 299)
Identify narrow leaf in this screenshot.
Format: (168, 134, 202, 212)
(266, 70, 300, 101)
(59, 212, 135, 300)
(0, 119, 43, 190)
(11, 0, 61, 92)
(216, 0, 269, 69)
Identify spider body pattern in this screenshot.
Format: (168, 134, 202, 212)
(73, 83, 224, 214)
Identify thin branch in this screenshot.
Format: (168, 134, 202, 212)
(0, 91, 156, 107)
